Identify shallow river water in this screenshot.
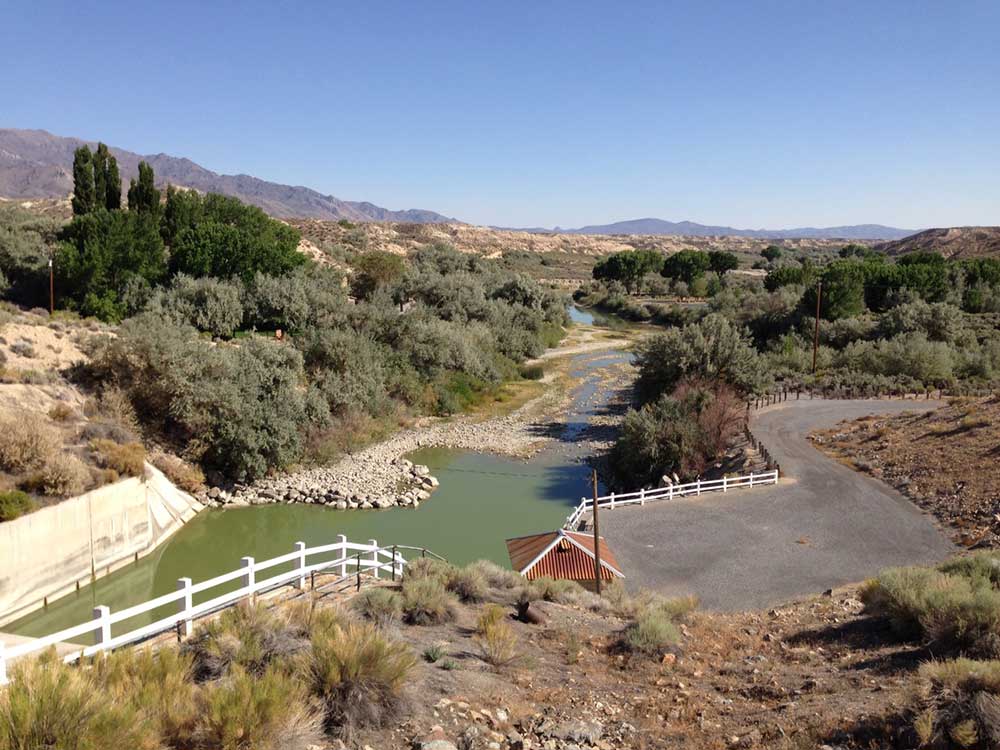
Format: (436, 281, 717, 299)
(9, 308, 622, 638)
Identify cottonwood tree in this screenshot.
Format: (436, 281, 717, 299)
(661, 249, 711, 285)
(128, 161, 160, 215)
(708, 250, 739, 278)
(71, 146, 96, 215)
(592, 249, 663, 294)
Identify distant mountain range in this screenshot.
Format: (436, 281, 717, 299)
(877, 226, 1000, 259)
(508, 217, 916, 241)
(0, 128, 453, 223)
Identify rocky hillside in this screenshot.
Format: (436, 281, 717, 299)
(877, 226, 1000, 259)
(532, 217, 915, 241)
(0, 128, 453, 223)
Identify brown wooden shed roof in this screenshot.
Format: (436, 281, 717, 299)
(505, 530, 624, 581)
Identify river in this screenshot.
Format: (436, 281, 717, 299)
(7, 307, 624, 638)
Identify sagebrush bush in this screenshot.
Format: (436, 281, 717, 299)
(466, 559, 523, 591)
(0, 413, 59, 472)
(195, 666, 324, 750)
(47, 402, 76, 422)
(403, 556, 451, 583)
(445, 566, 488, 603)
(0, 489, 36, 521)
(401, 577, 457, 625)
(527, 576, 588, 605)
(912, 658, 1000, 748)
(307, 621, 416, 733)
(183, 602, 308, 681)
(861, 561, 1000, 655)
(22, 453, 89, 497)
(622, 609, 681, 656)
(476, 618, 519, 669)
(90, 438, 146, 477)
(0, 657, 159, 750)
(352, 587, 403, 626)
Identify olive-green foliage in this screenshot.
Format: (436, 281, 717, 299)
(400, 576, 458, 625)
(0, 489, 37, 521)
(195, 665, 324, 750)
(352, 587, 403, 626)
(708, 250, 739, 277)
(87, 315, 317, 481)
(912, 658, 1000, 748)
(0, 202, 60, 307)
(860, 555, 1000, 655)
(619, 592, 697, 657)
(661, 249, 711, 285)
(611, 394, 708, 488)
(307, 621, 417, 733)
(592, 249, 663, 294)
(127, 162, 160, 216)
(146, 274, 244, 338)
(635, 313, 767, 401)
(0, 655, 160, 750)
(352, 251, 406, 300)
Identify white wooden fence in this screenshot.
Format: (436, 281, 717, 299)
(563, 469, 779, 530)
(0, 536, 439, 685)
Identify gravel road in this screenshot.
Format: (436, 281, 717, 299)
(600, 399, 957, 611)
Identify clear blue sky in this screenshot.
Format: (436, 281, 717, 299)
(2, 1, 998, 229)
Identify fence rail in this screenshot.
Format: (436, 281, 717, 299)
(0, 536, 441, 685)
(563, 469, 779, 530)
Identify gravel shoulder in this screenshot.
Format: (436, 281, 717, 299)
(599, 399, 957, 611)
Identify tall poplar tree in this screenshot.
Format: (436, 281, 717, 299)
(71, 146, 95, 215)
(105, 155, 121, 209)
(127, 161, 160, 215)
(92, 143, 109, 209)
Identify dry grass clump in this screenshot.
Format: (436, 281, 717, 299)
(89, 438, 146, 477)
(182, 602, 309, 681)
(476, 616, 520, 669)
(617, 591, 698, 658)
(861, 558, 1000, 656)
(401, 576, 458, 625)
(195, 665, 325, 750)
(444, 565, 488, 603)
(0, 656, 160, 750)
(525, 576, 592, 605)
(47, 402, 76, 422)
(352, 587, 403, 627)
(465, 559, 523, 591)
(151, 452, 206, 493)
(402, 556, 452, 582)
(306, 620, 416, 734)
(912, 658, 1000, 748)
(21, 452, 90, 497)
(0, 413, 59, 472)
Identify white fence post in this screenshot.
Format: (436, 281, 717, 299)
(723, 476, 728, 493)
(294, 541, 307, 589)
(177, 577, 193, 639)
(668, 483, 673, 500)
(0, 641, 7, 686)
(696, 479, 702, 496)
(337, 535, 348, 577)
(368, 539, 379, 579)
(93, 605, 111, 648)
(609, 492, 616, 510)
(749, 472, 754, 487)
(241, 557, 255, 599)
(639, 487, 645, 506)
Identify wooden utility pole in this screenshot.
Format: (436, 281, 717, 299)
(811, 280, 822, 374)
(48, 257, 54, 315)
(591, 468, 603, 596)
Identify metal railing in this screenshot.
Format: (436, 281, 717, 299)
(0, 536, 441, 685)
(563, 469, 779, 530)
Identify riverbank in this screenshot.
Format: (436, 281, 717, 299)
(205, 322, 638, 512)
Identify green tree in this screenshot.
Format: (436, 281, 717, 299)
(71, 146, 95, 216)
(708, 250, 739, 278)
(761, 245, 782, 262)
(127, 161, 160, 215)
(92, 143, 108, 210)
(661, 249, 711, 285)
(105, 154, 121, 210)
(592, 249, 662, 294)
(803, 260, 866, 320)
(352, 251, 406, 300)
(635, 313, 767, 401)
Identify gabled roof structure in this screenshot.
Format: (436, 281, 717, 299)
(505, 529, 624, 581)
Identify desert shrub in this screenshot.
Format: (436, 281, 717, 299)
(622, 609, 681, 656)
(146, 274, 244, 338)
(22, 453, 89, 497)
(527, 576, 588, 605)
(0, 657, 159, 750)
(861, 564, 1000, 655)
(183, 602, 308, 681)
(403, 556, 452, 583)
(90, 647, 198, 747)
(445, 566, 488, 603)
(422, 644, 445, 663)
(9, 340, 36, 358)
(48, 402, 76, 422)
(306, 621, 416, 733)
(466, 559, 523, 592)
(476, 617, 519, 668)
(476, 603, 507, 636)
(635, 313, 767, 402)
(0, 413, 59, 472)
(194, 665, 324, 750)
(89, 439, 146, 477)
(151, 452, 206, 493)
(911, 658, 1000, 748)
(352, 587, 403, 626)
(519, 363, 544, 380)
(401, 577, 457, 625)
(0, 489, 37, 521)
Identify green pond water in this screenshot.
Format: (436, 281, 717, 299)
(9, 329, 627, 639)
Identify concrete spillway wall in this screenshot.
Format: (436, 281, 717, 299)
(0, 463, 202, 626)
